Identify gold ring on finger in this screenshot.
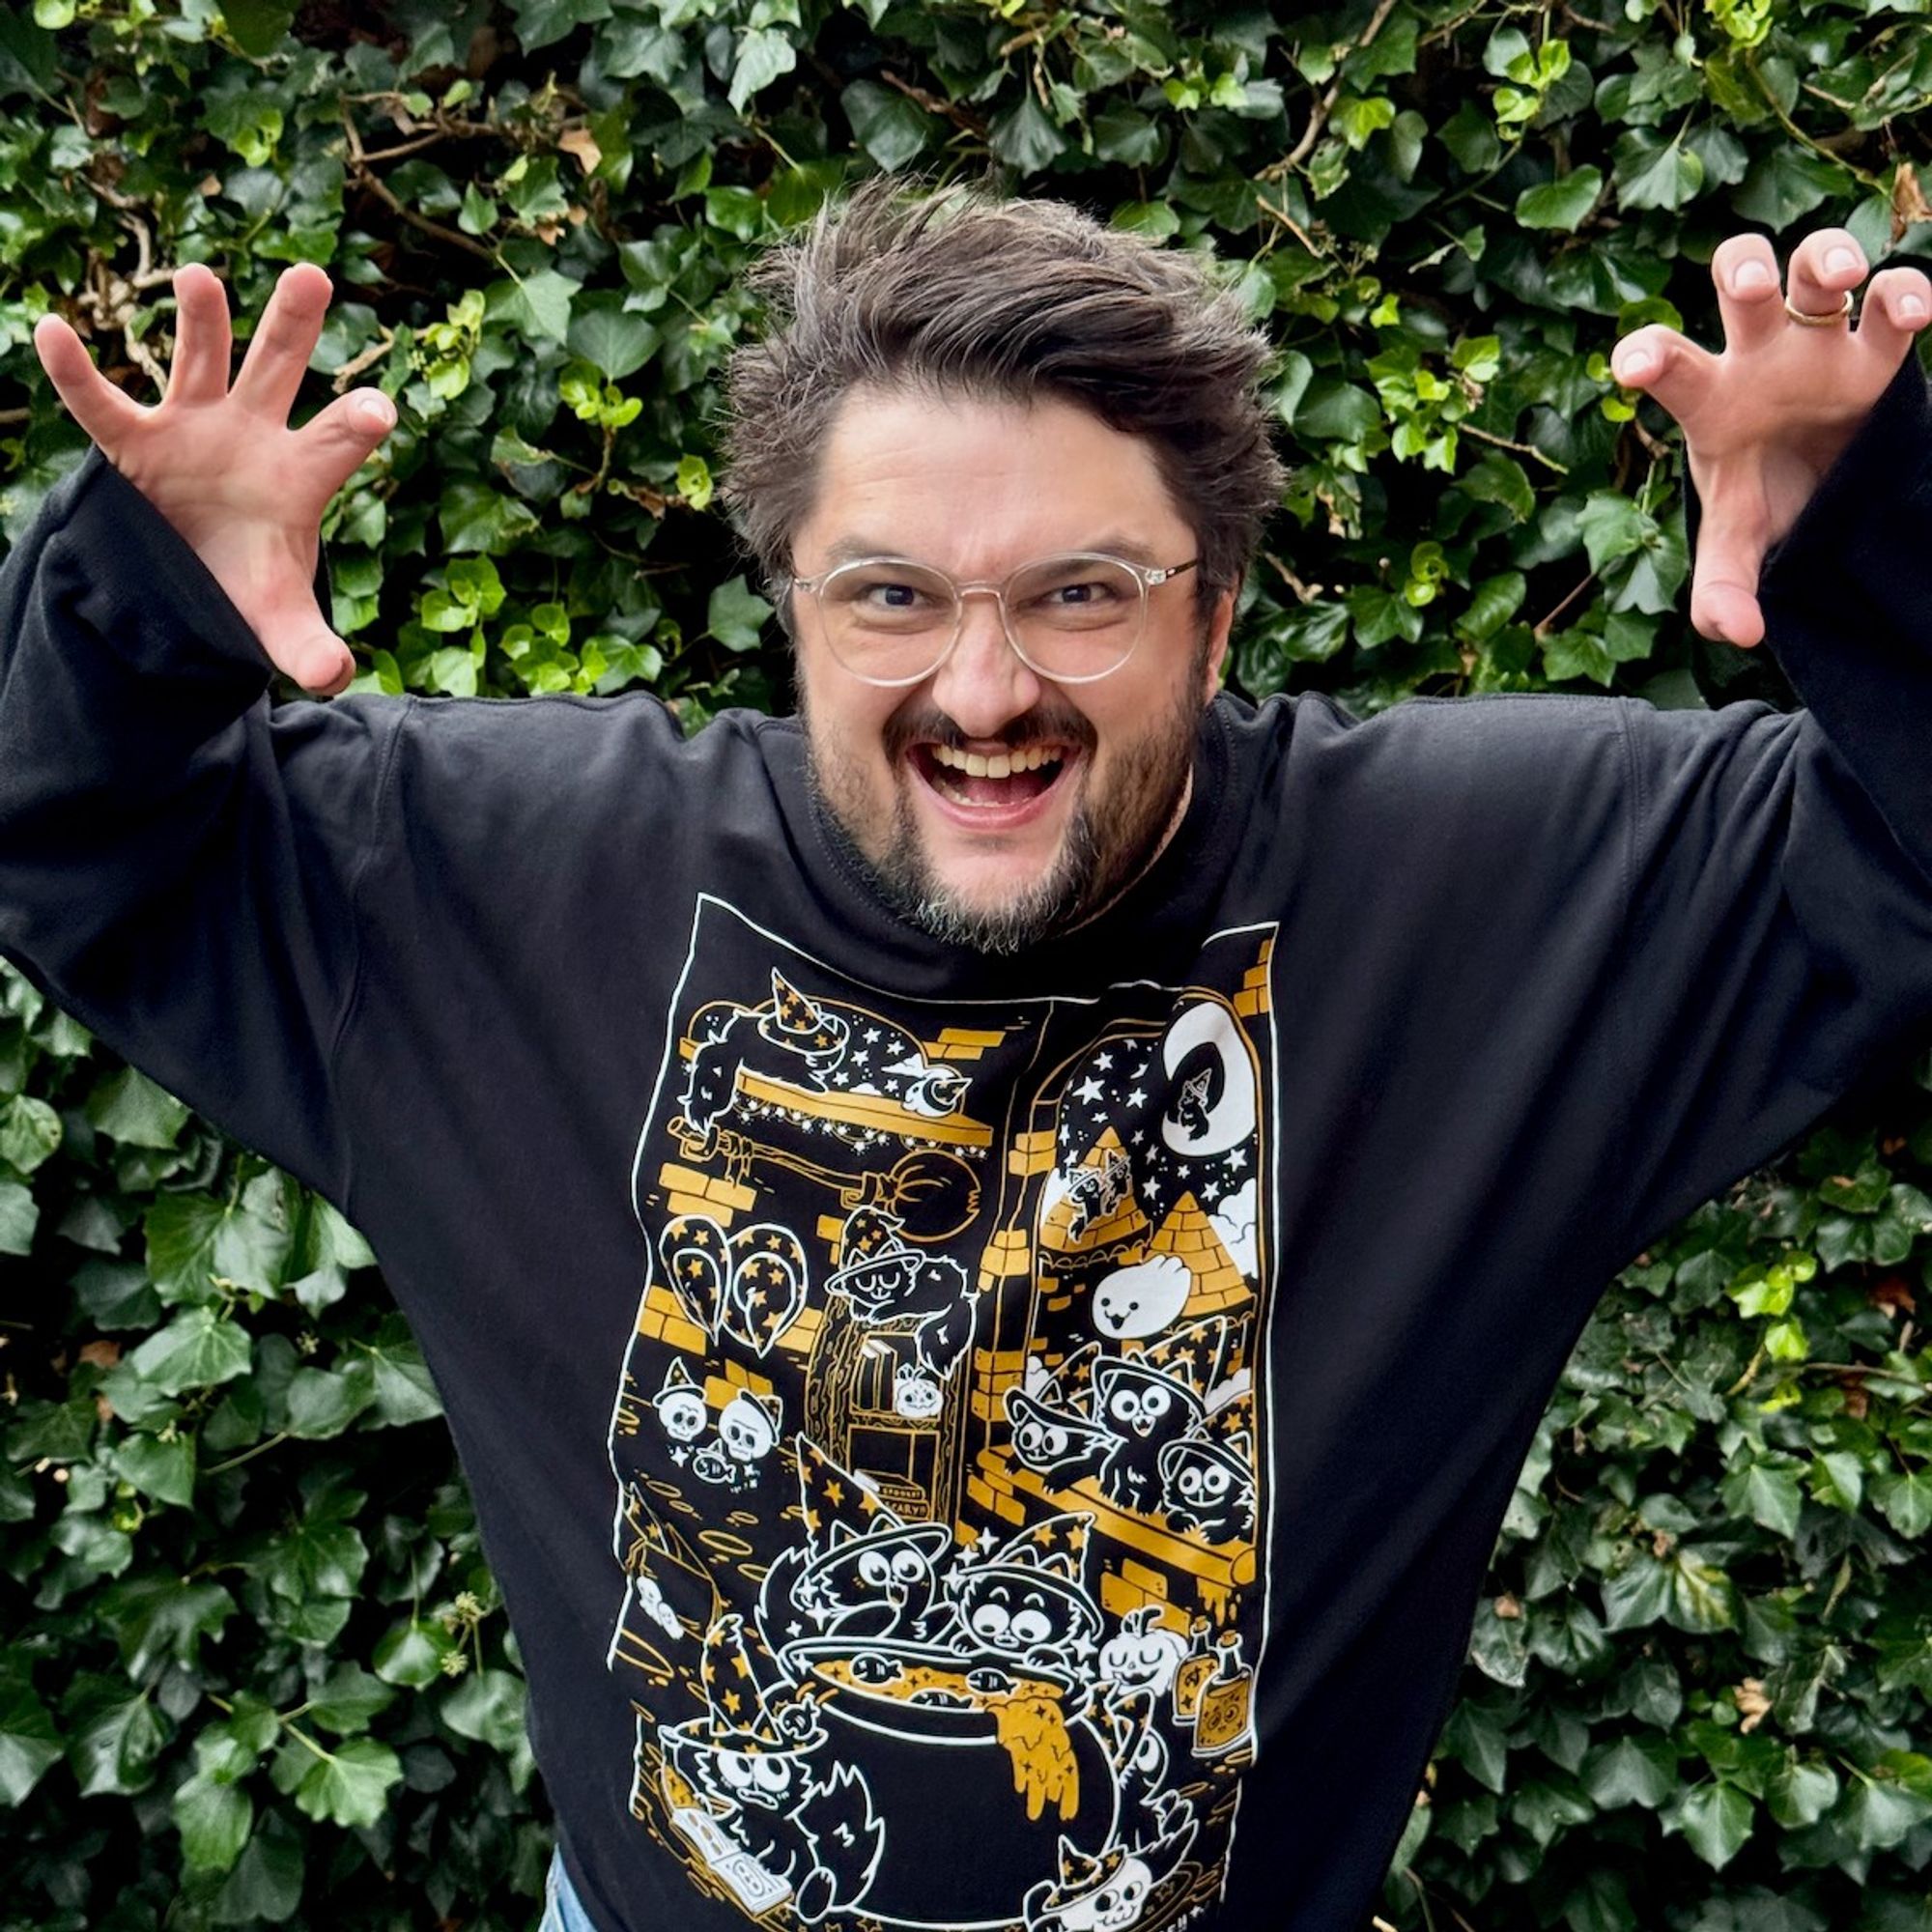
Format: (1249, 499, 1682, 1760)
(1783, 289, 1856, 327)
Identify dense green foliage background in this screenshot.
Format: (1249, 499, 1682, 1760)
(1, 1, 1929, 1927)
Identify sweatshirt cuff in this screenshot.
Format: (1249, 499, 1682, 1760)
(1747, 349, 1932, 869)
(51, 444, 277, 693)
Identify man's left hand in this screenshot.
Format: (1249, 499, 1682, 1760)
(1612, 230, 1930, 647)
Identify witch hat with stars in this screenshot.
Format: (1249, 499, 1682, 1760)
(831, 1204, 907, 1274)
(758, 970, 843, 1057)
(796, 1435, 898, 1547)
(1027, 1838, 1135, 1918)
(993, 1510, 1095, 1584)
(697, 1612, 819, 1750)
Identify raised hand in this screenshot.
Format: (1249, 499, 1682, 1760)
(1611, 231, 1931, 648)
(32, 262, 393, 696)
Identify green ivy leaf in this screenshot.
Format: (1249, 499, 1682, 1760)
(1675, 1781, 1754, 1869)
(1516, 166, 1603, 230)
(98, 1574, 236, 1676)
(0, 1178, 36, 1256)
(126, 1306, 253, 1398)
(1835, 1774, 1932, 1852)
(282, 1360, 377, 1439)
(0, 1664, 63, 1806)
(146, 1189, 294, 1305)
(566, 298, 661, 382)
(707, 576, 774, 652)
(109, 1429, 196, 1509)
(1768, 1757, 1840, 1829)
(363, 1330, 444, 1427)
(1583, 1733, 1680, 1810)
(173, 1770, 254, 1873)
(220, 0, 297, 57)
(841, 78, 934, 171)
(1614, 128, 1706, 211)
(1719, 1453, 1805, 1540)
(440, 479, 542, 554)
(374, 1617, 457, 1689)
(276, 1733, 404, 1829)
(1872, 1468, 1932, 1539)
(728, 26, 797, 113)
(1467, 1599, 1529, 1687)
(210, 1811, 304, 1922)
(1577, 492, 1655, 571)
(505, 0, 611, 53)
(440, 1667, 529, 1757)
(67, 1686, 166, 1798)
(488, 268, 582, 345)
(989, 94, 1067, 173)
(0, 1093, 60, 1173)
(257, 1516, 369, 1608)
(305, 1663, 396, 1736)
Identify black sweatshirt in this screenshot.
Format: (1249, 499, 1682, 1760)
(4, 362, 1931, 1932)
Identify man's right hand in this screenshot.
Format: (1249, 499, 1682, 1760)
(33, 261, 393, 697)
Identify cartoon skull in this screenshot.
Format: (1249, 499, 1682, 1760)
(718, 1390, 778, 1465)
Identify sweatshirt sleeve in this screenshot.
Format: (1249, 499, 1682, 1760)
(1612, 354, 1932, 1249)
(0, 447, 405, 1205)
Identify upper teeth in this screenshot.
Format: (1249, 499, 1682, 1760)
(930, 745, 1059, 779)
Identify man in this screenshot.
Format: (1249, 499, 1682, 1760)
(4, 185, 1929, 1932)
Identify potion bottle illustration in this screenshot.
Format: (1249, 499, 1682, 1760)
(1170, 1615, 1216, 1723)
(1191, 1630, 1254, 1757)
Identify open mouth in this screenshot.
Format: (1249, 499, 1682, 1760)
(909, 740, 1075, 811)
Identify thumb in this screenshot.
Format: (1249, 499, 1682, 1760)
(273, 619, 356, 697)
(250, 580, 356, 696)
(1687, 517, 1768, 648)
(295, 386, 396, 505)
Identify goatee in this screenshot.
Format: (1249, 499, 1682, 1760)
(803, 685, 1203, 955)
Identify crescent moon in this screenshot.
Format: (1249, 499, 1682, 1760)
(1158, 1001, 1257, 1156)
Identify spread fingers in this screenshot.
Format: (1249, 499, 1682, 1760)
(1610, 323, 1719, 428)
(32, 314, 148, 450)
(1784, 227, 1865, 324)
(1853, 265, 1932, 367)
(1711, 234, 1785, 355)
(230, 263, 333, 423)
(164, 264, 235, 407)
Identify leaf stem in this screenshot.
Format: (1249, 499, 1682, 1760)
(203, 1432, 290, 1477)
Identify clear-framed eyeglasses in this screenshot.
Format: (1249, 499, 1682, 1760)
(786, 552, 1202, 688)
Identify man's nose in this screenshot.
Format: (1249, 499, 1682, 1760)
(926, 588, 1041, 735)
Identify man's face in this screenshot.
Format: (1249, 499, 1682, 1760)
(788, 388, 1233, 952)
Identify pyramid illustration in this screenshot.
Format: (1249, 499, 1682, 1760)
(1038, 1125, 1150, 1254)
(1148, 1191, 1248, 1313)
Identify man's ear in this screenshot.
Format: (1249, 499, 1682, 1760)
(1201, 582, 1236, 699)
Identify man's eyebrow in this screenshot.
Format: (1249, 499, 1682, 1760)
(814, 532, 1171, 568)
(819, 535, 903, 566)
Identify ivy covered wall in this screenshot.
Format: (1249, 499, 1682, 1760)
(0, 2, 1929, 1928)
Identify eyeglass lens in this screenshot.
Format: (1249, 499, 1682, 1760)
(816, 555, 1147, 684)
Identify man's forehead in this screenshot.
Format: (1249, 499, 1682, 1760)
(815, 529, 1169, 569)
(798, 384, 1185, 568)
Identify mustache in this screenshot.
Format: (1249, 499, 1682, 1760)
(882, 704, 1097, 760)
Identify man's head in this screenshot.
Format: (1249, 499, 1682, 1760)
(720, 185, 1282, 952)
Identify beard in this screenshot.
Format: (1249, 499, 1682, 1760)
(802, 670, 1206, 956)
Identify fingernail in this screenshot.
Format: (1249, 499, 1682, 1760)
(1901, 295, 1928, 322)
(1616, 349, 1655, 382)
(355, 393, 395, 432)
(1731, 260, 1772, 292)
(1827, 246, 1859, 275)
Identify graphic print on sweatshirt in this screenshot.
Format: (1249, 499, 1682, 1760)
(607, 895, 1276, 1932)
